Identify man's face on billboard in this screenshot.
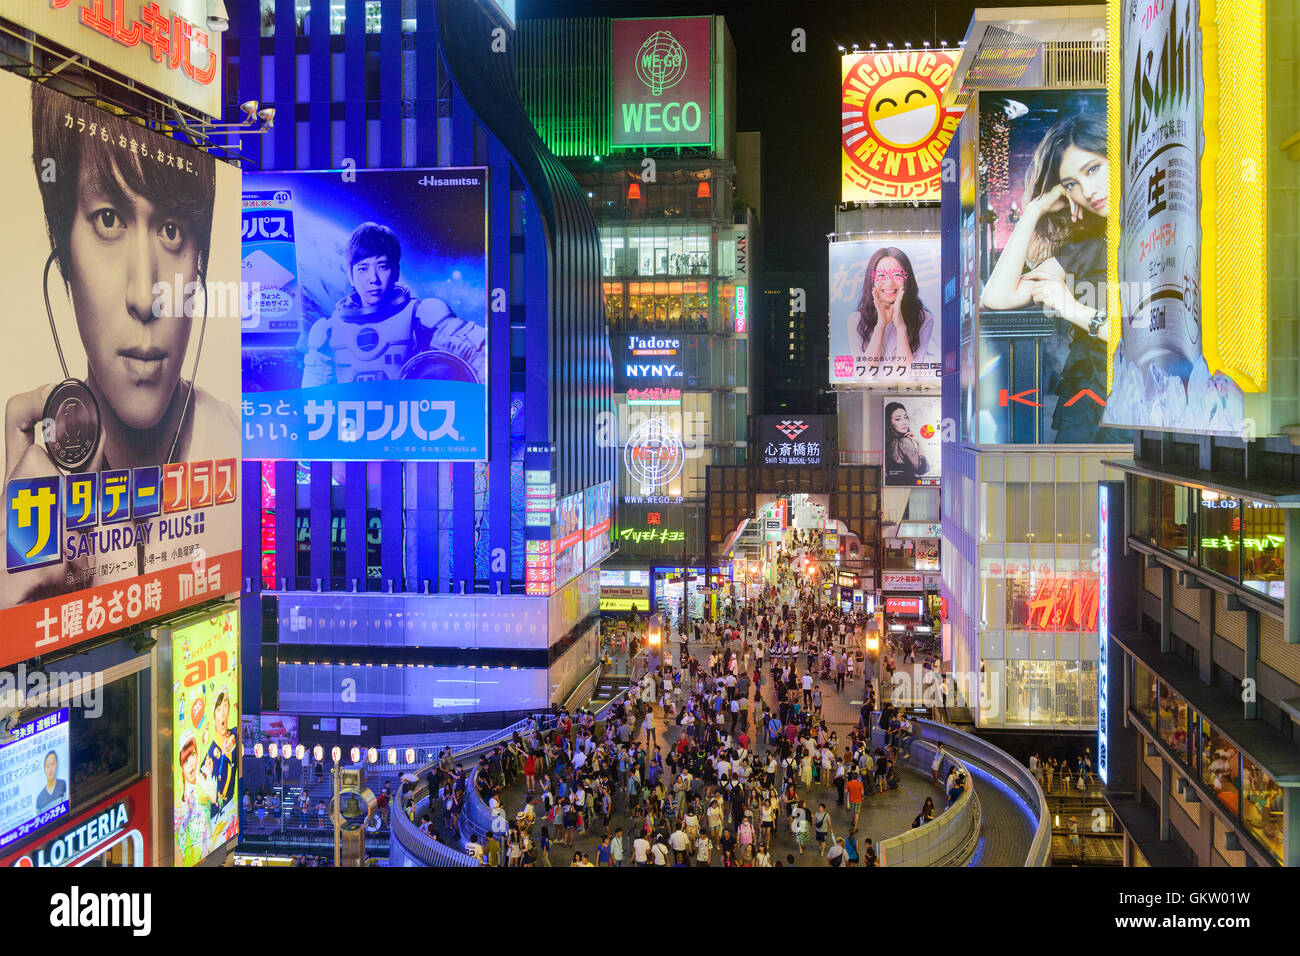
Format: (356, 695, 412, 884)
(68, 162, 195, 431)
(350, 254, 394, 308)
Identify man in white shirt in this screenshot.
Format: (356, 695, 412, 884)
(633, 834, 651, 866)
(802, 672, 814, 708)
(651, 839, 670, 866)
(669, 826, 690, 862)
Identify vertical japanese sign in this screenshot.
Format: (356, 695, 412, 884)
(611, 17, 713, 148)
(840, 50, 962, 203)
(172, 605, 239, 867)
(241, 169, 488, 461)
(1097, 483, 1109, 785)
(0, 71, 241, 670)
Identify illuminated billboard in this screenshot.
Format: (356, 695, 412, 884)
(612, 17, 713, 148)
(1, 777, 150, 868)
(553, 492, 584, 589)
(830, 238, 941, 384)
(5, 1, 222, 117)
(241, 169, 488, 461)
(974, 89, 1129, 446)
(0, 710, 71, 853)
(584, 481, 613, 567)
(757, 417, 828, 467)
(1103, 0, 1260, 436)
(883, 396, 941, 487)
(841, 50, 962, 203)
(171, 605, 239, 867)
(0, 71, 241, 671)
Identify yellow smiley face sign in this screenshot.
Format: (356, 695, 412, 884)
(841, 50, 962, 202)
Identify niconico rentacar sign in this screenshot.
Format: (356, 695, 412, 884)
(612, 17, 713, 148)
(841, 50, 962, 203)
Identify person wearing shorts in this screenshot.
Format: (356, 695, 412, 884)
(845, 773, 864, 826)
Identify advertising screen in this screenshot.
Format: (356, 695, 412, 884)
(584, 481, 613, 567)
(0, 709, 70, 852)
(241, 169, 487, 461)
(758, 417, 828, 467)
(553, 492, 585, 589)
(883, 396, 941, 487)
(613, 333, 686, 392)
(172, 606, 239, 867)
(830, 238, 941, 384)
(1104, 0, 1245, 436)
(975, 89, 1129, 445)
(612, 17, 713, 148)
(840, 50, 962, 203)
(1, 777, 150, 868)
(0, 71, 241, 671)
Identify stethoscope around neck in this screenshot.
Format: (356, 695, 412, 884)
(41, 251, 210, 471)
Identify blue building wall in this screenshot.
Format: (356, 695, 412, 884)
(231, 0, 614, 723)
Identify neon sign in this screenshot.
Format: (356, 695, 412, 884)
(1098, 485, 1109, 783)
(1024, 575, 1100, 631)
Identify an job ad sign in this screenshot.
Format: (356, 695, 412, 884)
(612, 17, 712, 148)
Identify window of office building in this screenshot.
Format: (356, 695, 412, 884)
(1199, 717, 1240, 812)
(1241, 499, 1285, 602)
(1241, 755, 1284, 864)
(1158, 482, 1192, 558)
(1132, 475, 1157, 546)
(1133, 660, 1157, 727)
(1199, 494, 1241, 581)
(1158, 681, 1191, 763)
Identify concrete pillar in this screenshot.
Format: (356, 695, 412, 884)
(1244, 608, 1260, 721)
(1285, 510, 1300, 644)
(1160, 565, 1173, 654)
(1159, 758, 1171, 841)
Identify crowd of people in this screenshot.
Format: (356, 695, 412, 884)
(410, 529, 955, 867)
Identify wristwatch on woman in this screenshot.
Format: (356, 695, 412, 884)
(1087, 308, 1106, 338)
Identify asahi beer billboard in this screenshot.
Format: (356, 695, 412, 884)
(612, 17, 713, 148)
(1104, 0, 1244, 435)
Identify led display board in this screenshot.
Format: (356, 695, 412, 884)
(830, 239, 942, 384)
(612, 17, 713, 148)
(584, 481, 613, 567)
(241, 169, 488, 460)
(841, 50, 962, 203)
(757, 417, 828, 467)
(0, 709, 70, 852)
(883, 396, 941, 486)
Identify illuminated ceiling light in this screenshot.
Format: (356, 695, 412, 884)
(627, 182, 642, 200)
(837, 44, 845, 51)
(697, 180, 711, 198)
(257, 106, 277, 128)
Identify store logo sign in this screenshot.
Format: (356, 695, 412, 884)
(776, 420, 808, 440)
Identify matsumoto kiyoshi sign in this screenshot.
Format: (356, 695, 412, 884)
(612, 17, 713, 148)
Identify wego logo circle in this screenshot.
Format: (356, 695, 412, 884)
(635, 30, 687, 96)
(624, 418, 685, 496)
(841, 50, 961, 202)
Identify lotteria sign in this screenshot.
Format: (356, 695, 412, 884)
(612, 17, 712, 147)
(3, 778, 151, 867)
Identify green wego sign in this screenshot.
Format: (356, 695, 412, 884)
(612, 17, 712, 148)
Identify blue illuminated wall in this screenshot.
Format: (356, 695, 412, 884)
(230, 0, 614, 718)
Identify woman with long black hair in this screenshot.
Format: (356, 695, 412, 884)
(980, 112, 1114, 442)
(847, 246, 937, 370)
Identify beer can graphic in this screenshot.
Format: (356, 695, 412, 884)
(240, 189, 301, 334)
(1115, 0, 1203, 385)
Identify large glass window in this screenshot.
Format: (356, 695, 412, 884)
(1199, 717, 1240, 815)
(1241, 755, 1284, 864)
(1132, 476, 1157, 546)
(1157, 682, 1191, 763)
(1133, 661, 1158, 727)
(1240, 500, 1285, 602)
(1199, 494, 1241, 581)
(1006, 482, 1030, 542)
(1054, 660, 1081, 726)
(1158, 482, 1191, 557)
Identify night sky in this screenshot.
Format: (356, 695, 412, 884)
(523, 0, 1096, 272)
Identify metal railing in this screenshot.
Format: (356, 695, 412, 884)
(873, 732, 980, 867)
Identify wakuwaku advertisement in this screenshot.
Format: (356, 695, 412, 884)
(0, 69, 241, 671)
(829, 238, 941, 385)
(241, 168, 488, 461)
(975, 89, 1128, 446)
(172, 606, 239, 867)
